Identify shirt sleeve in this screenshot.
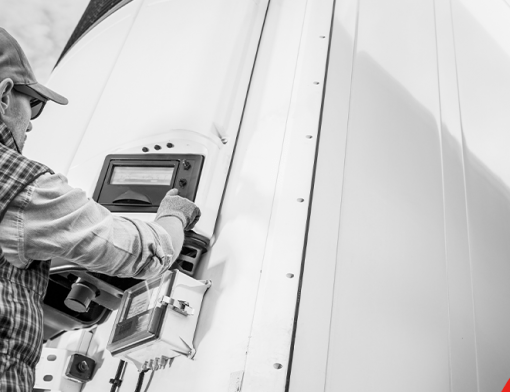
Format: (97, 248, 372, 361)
(0, 173, 176, 280)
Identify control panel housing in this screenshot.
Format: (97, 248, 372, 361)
(92, 154, 204, 213)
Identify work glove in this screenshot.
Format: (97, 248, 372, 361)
(155, 189, 201, 231)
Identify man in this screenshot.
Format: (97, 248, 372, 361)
(0, 28, 200, 391)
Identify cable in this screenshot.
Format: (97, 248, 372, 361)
(109, 360, 127, 392)
(134, 369, 150, 392)
(143, 370, 155, 392)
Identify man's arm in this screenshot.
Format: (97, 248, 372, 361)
(155, 216, 184, 256)
(0, 173, 199, 279)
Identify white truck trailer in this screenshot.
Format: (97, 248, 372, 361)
(25, 0, 510, 391)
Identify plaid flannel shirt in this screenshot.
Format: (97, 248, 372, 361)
(0, 123, 52, 392)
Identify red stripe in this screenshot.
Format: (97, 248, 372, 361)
(502, 378, 510, 392)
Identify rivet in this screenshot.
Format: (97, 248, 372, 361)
(167, 143, 174, 148)
(154, 145, 161, 150)
(297, 198, 304, 203)
(313, 81, 320, 85)
(305, 135, 313, 139)
(142, 147, 149, 152)
(286, 273, 294, 279)
(273, 363, 283, 370)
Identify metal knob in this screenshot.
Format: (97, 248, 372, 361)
(64, 280, 98, 313)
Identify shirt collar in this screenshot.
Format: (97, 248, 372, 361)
(0, 122, 21, 152)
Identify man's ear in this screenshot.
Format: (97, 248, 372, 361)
(0, 78, 14, 116)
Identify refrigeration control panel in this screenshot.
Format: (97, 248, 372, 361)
(92, 154, 204, 212)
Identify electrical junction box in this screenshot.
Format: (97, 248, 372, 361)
(107, 270, 211, 371)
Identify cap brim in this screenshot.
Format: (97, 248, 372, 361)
(26, 82, 68, 105)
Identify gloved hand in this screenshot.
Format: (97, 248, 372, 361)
(155, 189, 201, 231)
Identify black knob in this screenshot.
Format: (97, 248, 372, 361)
(64, 280, 98, 313)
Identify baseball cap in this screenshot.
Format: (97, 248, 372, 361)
(0, 28, 68, 119)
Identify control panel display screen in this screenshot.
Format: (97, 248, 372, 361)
(110, 166, 174, 186)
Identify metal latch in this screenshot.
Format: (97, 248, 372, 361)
(160, 296, 194, 316)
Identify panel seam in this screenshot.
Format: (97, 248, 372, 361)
(432, 0, 454, 390)
(323, 1, 361, 391)
(449, 0, 480, 390)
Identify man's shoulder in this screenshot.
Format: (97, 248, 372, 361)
(31, 172, 68, 188)
(28, 172, 78, 202)
(5, 173, 65, 211)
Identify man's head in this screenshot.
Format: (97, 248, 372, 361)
(0, 28, 68, 151)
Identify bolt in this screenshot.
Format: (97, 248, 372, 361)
(77, 361, 89, 373)
(179, 179, 187, 187)
(182, 160, 191, 170)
